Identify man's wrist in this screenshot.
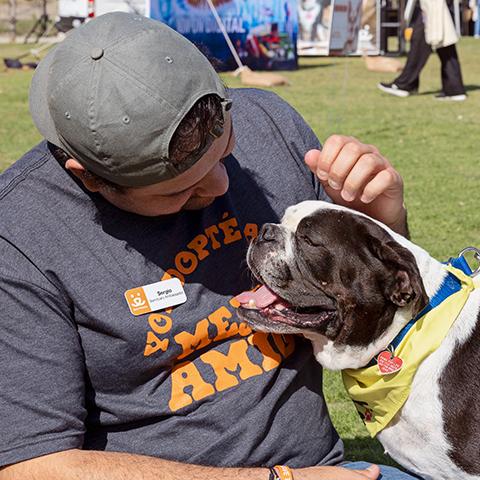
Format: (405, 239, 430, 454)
(269, 465, 294, 480)
(388, 204, 409, 238)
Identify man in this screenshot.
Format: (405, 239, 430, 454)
(0, 12, 415, 480)
(378, 0, 466, 101)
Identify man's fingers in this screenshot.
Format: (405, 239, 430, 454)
(317, 135, 353, 177)
(326, 142, 368, 189)
(364, 464, 381, 479)
(353, 464, 381, 479)
(339, 153, 386, 201)
(305, 135, 354, 180)
(305, 136, 381, 190)
(304, 149, 321, 174)
(360, 168, 402, 204)
(305, 135, 406, 234)
(305, 148, 331, 180)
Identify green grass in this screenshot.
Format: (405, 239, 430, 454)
(1, 38, 479, 466)
(0, 18, 41, 36)
(0, 44, 46, 163)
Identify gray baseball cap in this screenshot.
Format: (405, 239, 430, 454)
(29, 12, 229, 187)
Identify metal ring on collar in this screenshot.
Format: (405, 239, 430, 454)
(458, 247, 480, 277)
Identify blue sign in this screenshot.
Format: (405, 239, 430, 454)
(150, 0, 298, 71)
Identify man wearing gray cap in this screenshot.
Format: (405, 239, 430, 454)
(0, 12, 415, 480)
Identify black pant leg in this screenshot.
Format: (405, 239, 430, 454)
(394, 9, 432, 91)
(436, 44, 466, 95)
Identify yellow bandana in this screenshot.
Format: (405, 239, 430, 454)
(342, 266, 479, 437)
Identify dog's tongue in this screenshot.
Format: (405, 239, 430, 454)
(235, 285, 280, 308)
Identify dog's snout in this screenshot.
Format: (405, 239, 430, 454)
(259, 223, 281, 242)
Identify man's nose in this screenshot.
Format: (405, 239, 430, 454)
(258, 223, 281, 242)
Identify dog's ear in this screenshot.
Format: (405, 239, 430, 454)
(371, 238, 428, 316)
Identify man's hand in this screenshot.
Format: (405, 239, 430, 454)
(305, 135, 408, 236)
(295, 463, 380, 479)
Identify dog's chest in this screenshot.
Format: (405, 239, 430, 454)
(378, 290, 480, 480)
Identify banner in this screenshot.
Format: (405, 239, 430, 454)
(297, 0, 332, 55)
(356, 0, 379, 55)
(329, 0, 363, 55)
(297, 0, 379, 56)
(150, 0, 298, 71)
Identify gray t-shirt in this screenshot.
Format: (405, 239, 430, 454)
(0, 88, 343, 468)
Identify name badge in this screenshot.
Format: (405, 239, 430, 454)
(124, 278, 187, 316)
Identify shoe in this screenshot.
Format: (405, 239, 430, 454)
(377, 82, 413, 98)
(434, 92, 467, 102)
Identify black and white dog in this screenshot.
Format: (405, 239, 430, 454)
(237, 201, 480, 480)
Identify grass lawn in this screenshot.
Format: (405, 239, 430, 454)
(1, 38, 479, 466)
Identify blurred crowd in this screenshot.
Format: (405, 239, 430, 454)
(472, 0, 480, 38)
(378, 0, 476, 102)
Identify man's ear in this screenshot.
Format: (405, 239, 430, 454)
(65, 159, 102, 192)
(372, 238, 428, 316)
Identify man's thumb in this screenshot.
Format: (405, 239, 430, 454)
(304, 149, 320, 172)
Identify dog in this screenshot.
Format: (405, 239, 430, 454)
(237, 200, 480, 480)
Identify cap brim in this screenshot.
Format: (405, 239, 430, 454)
(29, 46, 62, 147)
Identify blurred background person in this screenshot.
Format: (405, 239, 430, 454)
(378, 0, 466, 101)
(474, 0, 480, 38)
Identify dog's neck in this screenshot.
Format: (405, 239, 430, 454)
(305, 230, 448, 371)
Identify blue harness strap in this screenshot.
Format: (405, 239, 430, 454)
(448, 255, 473, 276)
(366, 255, 473, 368)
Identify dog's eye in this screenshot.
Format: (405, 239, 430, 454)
(299, 233, 317, 247)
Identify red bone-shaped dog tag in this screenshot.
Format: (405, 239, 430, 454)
(377, 350, 403, 375)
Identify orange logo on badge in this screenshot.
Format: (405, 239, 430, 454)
(125, 287, 150, 316)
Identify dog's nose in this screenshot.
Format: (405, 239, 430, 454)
(259, 223, 280, 242)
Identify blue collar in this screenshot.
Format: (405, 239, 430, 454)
(366, 255, 472, 368)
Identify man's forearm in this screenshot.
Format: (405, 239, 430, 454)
(0, 449, 381, 480)
(0, 449, 267, 480)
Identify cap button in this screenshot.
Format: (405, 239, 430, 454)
(90, 47, 104, 60)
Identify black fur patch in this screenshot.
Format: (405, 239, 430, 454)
(440, 309, 480, 474)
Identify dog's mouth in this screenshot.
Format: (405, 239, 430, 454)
(236, 285, 336, 331)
